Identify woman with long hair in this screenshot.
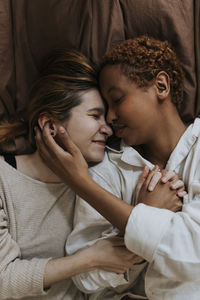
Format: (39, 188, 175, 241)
(0, 49, 143, 300)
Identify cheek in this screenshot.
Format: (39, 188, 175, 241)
(63, 117, 101, 147)
(117, 103, 133, 121)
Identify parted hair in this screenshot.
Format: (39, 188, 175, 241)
(100, 35, 184, 106)
(0, 49, 97, 148)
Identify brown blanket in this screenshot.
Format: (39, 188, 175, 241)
(0, 0, 199, 152)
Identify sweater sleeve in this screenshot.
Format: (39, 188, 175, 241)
(0, 197, 51, 299)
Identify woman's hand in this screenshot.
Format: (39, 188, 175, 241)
(88, 236, 144, 273)
(135, 166, 185, 212)
(35, 123, 90, 187)
(44, 236, 143, 288)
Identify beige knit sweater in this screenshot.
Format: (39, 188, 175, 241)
(0, 158, 85, 300)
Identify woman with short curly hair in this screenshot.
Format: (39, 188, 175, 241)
(100, 36, 184, 106)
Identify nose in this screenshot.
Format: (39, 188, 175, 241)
(100, 123, 113, 137)
(106, 107, 117, 125)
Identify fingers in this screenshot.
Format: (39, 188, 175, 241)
(175, 198, 183, 212)
(177, 191, 187, 198)
(35, 126, 53, 159)
(130, 255, 145, 265)
(105, 236, 125, 247)
(161, 170, 176, 183)
(148, 171, 162, 191)
(36, 122, 78, 158)
(35, 122, 64, 156)
(55, 126, 79, 155)
(170, 179, 184, 190)
(141, 165, 150, 180)
(170, 180, 187, 198)
(160, 170, 187, 199)
(41, 124, 67, 155)
(143, 165, 161, 191)
(135, 166, 150, 195)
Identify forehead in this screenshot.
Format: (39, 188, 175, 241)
(73, 89, 105, 112)
(99, 65, 133, 94)
(99, 65, 122, 84)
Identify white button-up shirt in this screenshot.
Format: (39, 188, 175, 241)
(67, 118, 200, 300)
(66, 142, 154, 299)
(125, 118, 200, 300)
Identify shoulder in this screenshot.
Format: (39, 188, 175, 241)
(90, 151, 120, 180)
(89, 151, 122, 196)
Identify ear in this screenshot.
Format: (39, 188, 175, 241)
(37, 113, 57, 136)
(155, 71, 170, 101)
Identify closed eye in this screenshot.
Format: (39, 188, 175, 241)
(89, 114, 100, 120)
(113, 96, 123, 104)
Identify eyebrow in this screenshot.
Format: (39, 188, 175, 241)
(87, 108, 105, 114)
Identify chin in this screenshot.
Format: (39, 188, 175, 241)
(86, 153, 105, 164)
(122, 131, 142, 145)
(123, 136, 134, 146)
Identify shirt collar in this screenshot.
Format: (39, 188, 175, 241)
(107, 140, 154, 168)
(166, 118, 200, 170)
(106, 118, 200, 170)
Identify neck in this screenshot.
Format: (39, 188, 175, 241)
(16, 150, 63, 183)
(137, 108, 186, 169)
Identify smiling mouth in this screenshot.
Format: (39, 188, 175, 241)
(92, 140, 106, 147)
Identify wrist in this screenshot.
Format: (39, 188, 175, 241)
(76, 246, 98, 271)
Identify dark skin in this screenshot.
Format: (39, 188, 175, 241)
(99, 66, 186, 169)
(35, 123, 184, 233)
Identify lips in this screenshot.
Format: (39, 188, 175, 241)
(92, 140, 106, 147)
(112, 124, 126, 137)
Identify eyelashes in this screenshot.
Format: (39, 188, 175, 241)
(113, 96, 123, 104)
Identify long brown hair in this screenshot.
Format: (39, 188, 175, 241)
(0, 49, 97, 148)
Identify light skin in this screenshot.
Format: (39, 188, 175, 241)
(1, 88, 142, 289)
(60, 89, 113, 163)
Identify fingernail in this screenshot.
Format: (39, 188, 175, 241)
(171, 182, 179, 189)
(178, 191, 187, 197)
(171, 183, 176, 189)
(162, 177, 167, 183)
(148, 186, 153, 191)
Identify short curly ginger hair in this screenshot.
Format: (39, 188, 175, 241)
(100, 35, 184, 107)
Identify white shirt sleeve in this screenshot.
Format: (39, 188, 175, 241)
(66, 170, 129, 293)
(125, 180, 200, 282)
(66, 156, 142, 294)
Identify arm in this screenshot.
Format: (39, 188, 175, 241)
(124, 173, 200, 282)
(66, 165, 144, 293)
(35, 125, 182, 233)
(0, 197, 136, 299)
(36, 125, 194, 283)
